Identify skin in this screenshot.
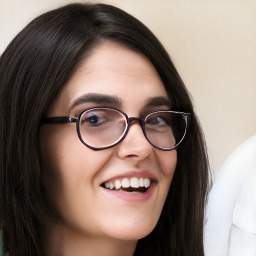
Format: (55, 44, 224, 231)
(39, 41, 177, 256)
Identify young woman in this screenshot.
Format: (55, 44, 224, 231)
(0, 3, 209, 255)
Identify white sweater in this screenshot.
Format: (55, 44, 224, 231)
(204, 136, 256, 256)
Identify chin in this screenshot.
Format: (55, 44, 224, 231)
(103, 218, 157, 241)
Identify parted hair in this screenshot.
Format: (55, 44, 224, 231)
(0, 3, 209, 255)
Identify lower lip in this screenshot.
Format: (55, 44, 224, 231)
(102, 182, 156, 202)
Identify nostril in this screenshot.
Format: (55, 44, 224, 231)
(126, 154, 138, 158)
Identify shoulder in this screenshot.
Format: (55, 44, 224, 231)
(204, 136, 256, 255)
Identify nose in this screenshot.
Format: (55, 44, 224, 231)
(117, 120, 152, 160)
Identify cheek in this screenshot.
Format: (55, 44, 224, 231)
(155, 149, 177, 206)
(156, 150, 177, 177)
(154, 150, 177, 203)
(39, 125, 113, 204)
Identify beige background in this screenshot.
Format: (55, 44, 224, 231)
(1, 0, 256, 176)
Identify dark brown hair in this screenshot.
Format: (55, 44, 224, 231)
(0, 3, 209, 255)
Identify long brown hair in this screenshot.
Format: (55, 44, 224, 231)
(0, 3, 209, 255)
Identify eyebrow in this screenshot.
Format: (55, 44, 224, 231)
(70, 93, 122, 110)
(145, 96, 172, 108)
(70, 93, 171, 110)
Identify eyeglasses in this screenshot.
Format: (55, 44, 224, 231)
(42, 107, 191, 151)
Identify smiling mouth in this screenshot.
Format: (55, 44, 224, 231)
(101, 177, 151, 193)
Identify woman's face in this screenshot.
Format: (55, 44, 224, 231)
(40, 42, 177, 243)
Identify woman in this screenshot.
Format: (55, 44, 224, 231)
(0, 3, 209, 255)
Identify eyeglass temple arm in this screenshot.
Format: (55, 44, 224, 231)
(41, 117, 77, 124)
(185, 113, 191, 124)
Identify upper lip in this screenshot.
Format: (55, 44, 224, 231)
(101, 170, 158, 184)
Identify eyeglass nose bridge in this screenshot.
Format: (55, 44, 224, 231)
(127, 116, 145, 129)
(123, 116, 147, 139)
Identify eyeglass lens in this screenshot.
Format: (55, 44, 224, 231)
(78, 108, 187, 150)
(79, 108, 126, 148)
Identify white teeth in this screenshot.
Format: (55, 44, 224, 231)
(115, 180, 121, 189)
(139, 178, 144, 187)
(103, 177, 151, 190)
(109, 183, 114, 189)
(122, 178, 130, 188)
(144, 178, 150, 188)
(130, 177, 139, 188)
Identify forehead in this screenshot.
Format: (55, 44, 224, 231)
(48, 42, 169, 115)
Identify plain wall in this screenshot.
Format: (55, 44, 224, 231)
(1, 0, 256, 176)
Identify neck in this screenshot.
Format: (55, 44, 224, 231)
(40, 219, 137, 256)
